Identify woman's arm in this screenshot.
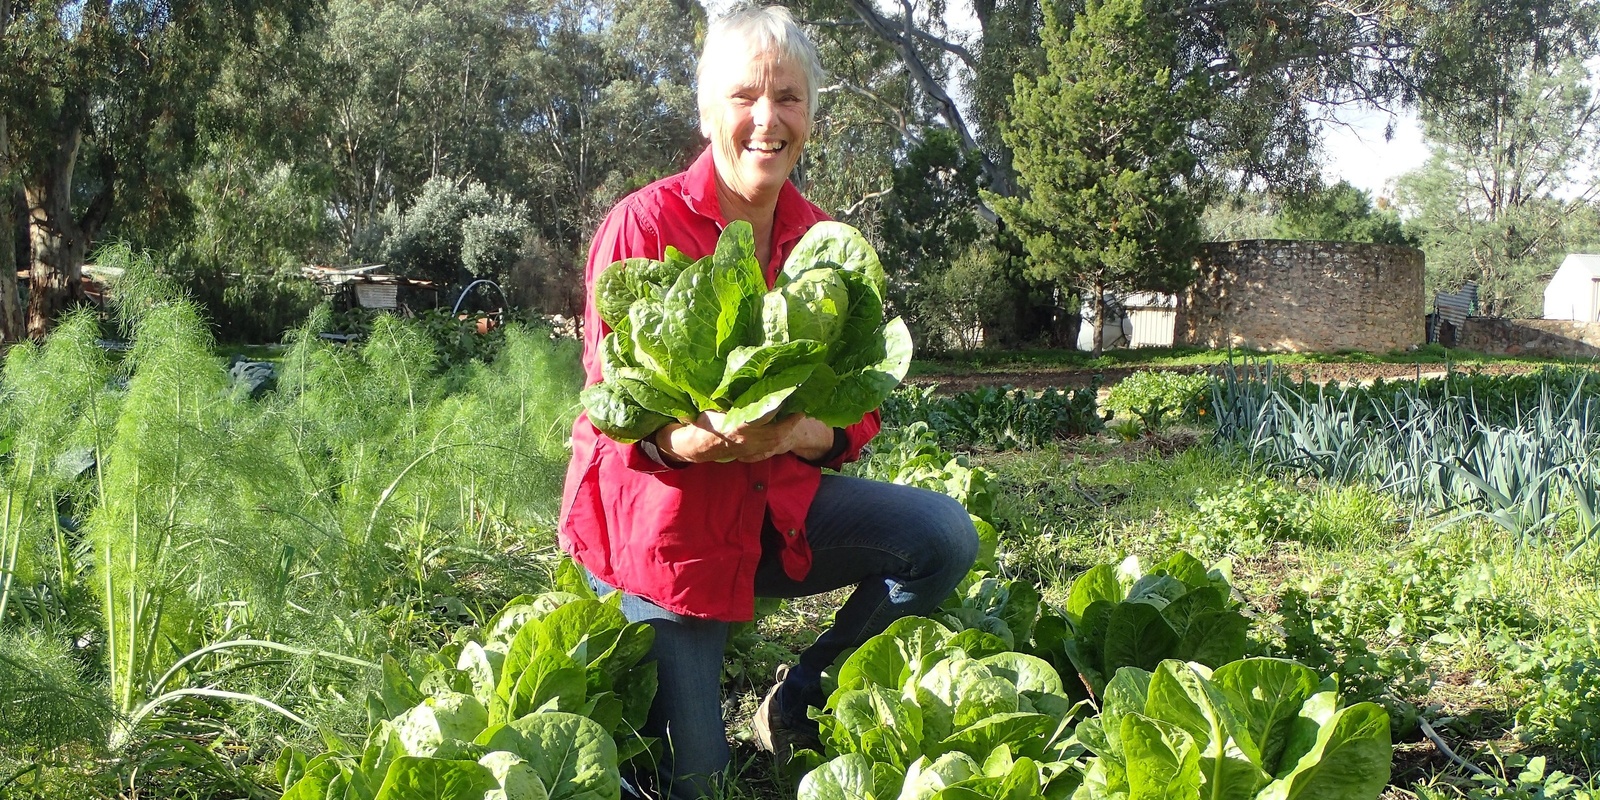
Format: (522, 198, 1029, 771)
(651, 412, 835, 464)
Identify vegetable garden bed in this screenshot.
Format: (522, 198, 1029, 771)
(4, 278, 1600, 799)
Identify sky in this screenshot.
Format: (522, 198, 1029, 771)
(1318, 108, 1432, 200)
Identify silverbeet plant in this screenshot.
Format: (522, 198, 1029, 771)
(1074, 658, 1391, 800)
(278, 585, 655, 800)
(581, 221, 913, 442)
(796, 616, 1088, 800)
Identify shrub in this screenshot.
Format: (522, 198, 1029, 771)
(364, 177, 534, 288)
(1103, 369, 1212, 428)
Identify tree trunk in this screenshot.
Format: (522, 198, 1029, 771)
(1090, 281, 1105, 358)
(24, 182, 90, 340)
(23, 91, 107, 340)
(0, 0, 21, 345)
(0, 189, 18, 345)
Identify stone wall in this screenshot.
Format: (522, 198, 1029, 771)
(1456, 317, 1600, 358)
(1177, 240, 1426, 353)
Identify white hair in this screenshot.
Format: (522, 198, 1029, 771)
(697, 6, 824, 127)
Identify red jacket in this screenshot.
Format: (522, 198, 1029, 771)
(558, 147, 882, 622)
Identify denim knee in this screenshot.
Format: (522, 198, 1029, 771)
(919, 490, 980, 583)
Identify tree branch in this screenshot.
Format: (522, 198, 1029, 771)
(839, 0, 1009, 205)
(821, 81, 917, 142)
(838, 187, 893, 219)
(806, 16, 980, 70)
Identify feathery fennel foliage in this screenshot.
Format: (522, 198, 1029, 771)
(0, 310, 114, 624)
(2, 247, 583, 783)
(90, 298, 237, 715)
(0, 628, 114, 752)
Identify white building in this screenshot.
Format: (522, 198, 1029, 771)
(1077, 292, 1177, 351)
(1544, 254, 1600, 321)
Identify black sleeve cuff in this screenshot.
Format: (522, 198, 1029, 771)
(799, 427, 850, 468)
(638, 430, 690, 469)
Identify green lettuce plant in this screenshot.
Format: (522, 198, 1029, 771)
(797, 616, 1087, 800)
(1074, 659, 1391, 800)
(1103, 371, 1213, 428)
(1035, 554, 1251, 702)
(581, 221, 913, 442)
(935, 572, 1042, 652)
(278, 588, 654, 800)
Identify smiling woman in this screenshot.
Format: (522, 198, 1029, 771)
(695, 7, 824, 265)
(557, 6, 979, 800)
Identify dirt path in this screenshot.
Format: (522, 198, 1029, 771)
(907, 361, 1553, 395)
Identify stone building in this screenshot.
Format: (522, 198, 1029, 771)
(1177, 239, 1426, 353)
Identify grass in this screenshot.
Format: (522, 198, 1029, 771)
(908, 343, 1594, 377)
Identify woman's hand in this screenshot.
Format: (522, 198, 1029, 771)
(654, 411, 835, 464)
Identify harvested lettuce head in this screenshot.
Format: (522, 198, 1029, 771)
(582, 221, 912, 442)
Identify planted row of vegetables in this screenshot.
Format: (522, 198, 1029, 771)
(281, 564, 652, 800)
(1209, 362, 1600, 548)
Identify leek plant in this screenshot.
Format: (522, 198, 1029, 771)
(1212, 361, 1600, 549)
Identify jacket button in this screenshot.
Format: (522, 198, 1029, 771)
(786, 529, 797, 538)
(754, 482, 766, 491)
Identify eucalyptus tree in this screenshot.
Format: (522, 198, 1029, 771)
(0, 0, 318, 339)
(797, 0, 919, 224)
(496, 0, 703, 306)
(305, 0, 521, 250)
(0, 0, 17, 343)
(1396, 57, 1600, 317)
(304, 0, 700, 314)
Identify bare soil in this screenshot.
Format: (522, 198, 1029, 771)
(908, 361, 1551, 395)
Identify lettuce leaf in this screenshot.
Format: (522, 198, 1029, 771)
(1074, 659, 1391, 800)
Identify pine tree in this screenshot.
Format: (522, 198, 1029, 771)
(986, 0, 1206, 355)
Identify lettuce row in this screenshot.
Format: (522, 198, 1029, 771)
(795, 616, 1089, 800)
(1033, 553, 1251, 702)
(1074, 659, 1391, 800)
(277, 575, 654, 800)
(581, 221, 913, 443)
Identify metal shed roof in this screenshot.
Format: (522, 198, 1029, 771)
(1558, 254, 1600, 278)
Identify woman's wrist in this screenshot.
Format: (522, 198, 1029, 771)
(651, 422, 694, 465)
(788, 417, 838, 462)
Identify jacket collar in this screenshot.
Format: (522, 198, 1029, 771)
(680, 145, 813, 254)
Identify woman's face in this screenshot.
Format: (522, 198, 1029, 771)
(702, 44, 811, 206)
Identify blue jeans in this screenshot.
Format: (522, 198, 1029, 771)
(591, 473, 978, 800)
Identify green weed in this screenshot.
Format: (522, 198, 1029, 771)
(1415, 750, 1599, 800)
(1178, 475, 1312, 555)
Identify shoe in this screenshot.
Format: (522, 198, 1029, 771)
(752, 665, 822, 759)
